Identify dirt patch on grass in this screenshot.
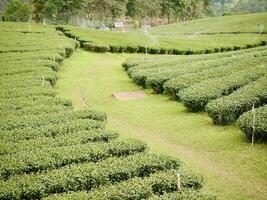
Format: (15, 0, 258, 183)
(112, 91, 147, 101)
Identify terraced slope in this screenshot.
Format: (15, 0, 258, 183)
(123, 46, 267, 141)
(0, 22, 213, 199)
(57, 13, 267, 55)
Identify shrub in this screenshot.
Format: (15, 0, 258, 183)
(0, 139, 147, 179)
(238, 105, 267, 141)
(4, 0, 32, 22)
(0, 153, 181, 199)
(44, 170, 204, 200)
(179, 67, 266, 112)
(83, 43, 110, 53)
(206, 77, 267, 125)
(127, 46, 138, 53)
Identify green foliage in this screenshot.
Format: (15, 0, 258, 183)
(44, 170, 203, 200)
(150, 189, 216, 200)
(0, 153, 181, 199)
(163, 55, 267, 100)
(57, 13, 267, 55)
(0, 22, 208, 200)
(0, 139, 146, 179)
(0, 109, 107, 131)
(238, 105, 267, 141)
(206, 77, 267, 125)
(212, 0, 267, 16)
(32, 0, 84, 22)
(179, 67, 266, 112)
(4, 0, 32, 22)
(123, 37, 267, 140)
(0, 129, 119, 156)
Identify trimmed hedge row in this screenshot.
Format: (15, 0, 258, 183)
(163, 55, 267, 100)
(0, 129, 119, 155)
(0, 153, 181, 200)
(0, 109, 107, 131)
(0, 139, 147, 179)
(0, 86, 56, 99)
(58, 26, 267, 56)
(128, 52, 262, 91)
(0, 119, 105, 142)
(150, 189, 216, 200)
(0, 104, 72, 117)
(44, 170, 203, 200)
(238, 105, 267, 141)
(179, 67, 266, 112)
(206, 76, 267, 125)
(122, 45, 267, 71)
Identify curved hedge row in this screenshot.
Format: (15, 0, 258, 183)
(238, 105, 267, 141)
(163, 55, 267, 100)
(150, 189, 216, 200)
(0, 109, 107, 131)
(122, 45, 267, 71)
(0, 96, 72, 112)
(0, 139, 146, 179)
(179, 67, 266, 112)
(0, 129, 119, 156)
(0, 104, 72, 117)
(0, 22, 211, 200)
(0, 119, 105, 142)
(57, 26, 267, 56)
(206, 77, 267, 125)
(44, 170, 203, 200)
(128, 49, 267, 92)
(0, 153, 181, 200)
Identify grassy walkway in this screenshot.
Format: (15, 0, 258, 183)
(56, 49, 267, 200)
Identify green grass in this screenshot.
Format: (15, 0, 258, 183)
(149, 13, 267, 34)
(58, 13, 267, 55)
(57, 50, 267, 200)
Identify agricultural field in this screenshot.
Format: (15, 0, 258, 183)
(1, 12, 267, 200)
(0, 23, 213, 199)
(57, 13, 267, 55)
(123, 45, 267, 141)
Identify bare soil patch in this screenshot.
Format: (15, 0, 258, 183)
(112, 91, 147, 101)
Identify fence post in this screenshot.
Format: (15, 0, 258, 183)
(251, 103, 256, 146)
(42, 75, 45, 87)
(177, 170, 181, 190)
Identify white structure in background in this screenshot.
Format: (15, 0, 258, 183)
(115, 21, 124, 28)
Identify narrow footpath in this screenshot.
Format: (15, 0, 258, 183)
(56, 49, 267, 200)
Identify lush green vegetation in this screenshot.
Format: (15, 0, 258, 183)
(123, 43, 267, 140)
(238, 105, 267, 141)
(211, 0, 267, 16)
(0, 22, 211, 199)
(1, 12, 267, 200)
(2, 0, 210, 25)
(56, 13, 267, 55)
(56, 50, 267, 200)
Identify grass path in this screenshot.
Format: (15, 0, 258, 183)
(56, 49, 267, 200)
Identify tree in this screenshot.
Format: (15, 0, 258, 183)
(32, 0, 84, 22)
(160, 0, 175, 23)
(126, 0, 161, 27)
(4, 0, 32, 22)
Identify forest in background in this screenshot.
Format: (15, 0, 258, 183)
(0, 0, 266, 27)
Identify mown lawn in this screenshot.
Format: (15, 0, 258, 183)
(56, 49, 267, 200)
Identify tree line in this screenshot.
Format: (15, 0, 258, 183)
(1, 0, 212, 26)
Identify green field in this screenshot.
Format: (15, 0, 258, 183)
(122, 45, 267, 140)
(58, 13, 267, 55)
(1, 13, 267, 200)
(56, 50, 267, 200)
(0, 22, 211, 200)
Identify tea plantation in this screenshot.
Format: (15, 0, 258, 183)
(57, 13, 267, 55)
(123, 45, 267, 141)
(0, 22, 215, 199)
